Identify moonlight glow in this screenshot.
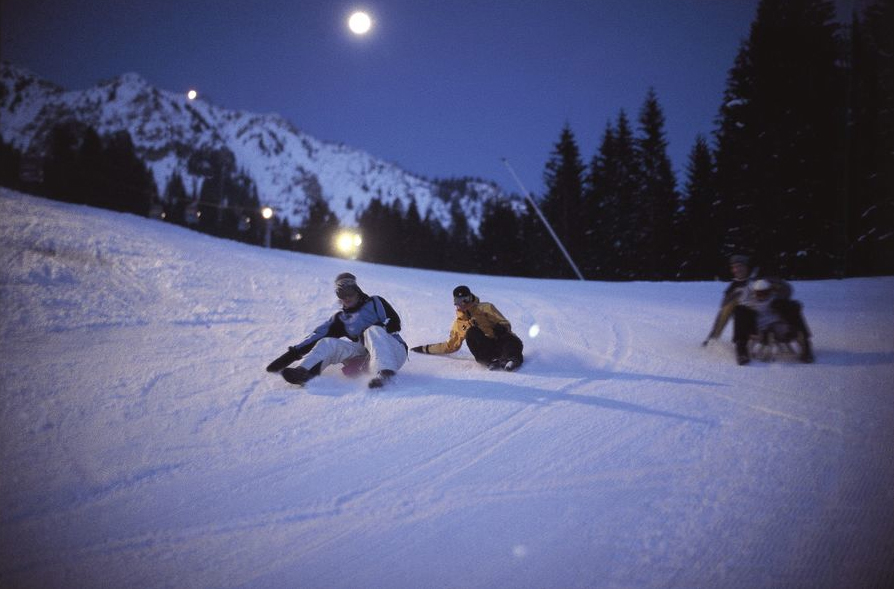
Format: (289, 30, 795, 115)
(348, 11, 372, 35)
(186, 89, 197, 100)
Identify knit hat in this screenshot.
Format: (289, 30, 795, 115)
(335, 272, 360, 299)
(729, 254, 750, 266)
(453, 285, 472, 298)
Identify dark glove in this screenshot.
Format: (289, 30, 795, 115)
(266, 346, 303, 373)
(410, 345, 428, 354)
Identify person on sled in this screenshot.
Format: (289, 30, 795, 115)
(266, 273, 407, 388)
(411, 285, 523, 371)
(732, 278, 814, 365)
(702, 254, 759, 346)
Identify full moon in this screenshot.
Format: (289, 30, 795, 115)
(348, 11, 372, 35)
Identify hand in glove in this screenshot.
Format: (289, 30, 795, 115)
(266, 346, 303, 373)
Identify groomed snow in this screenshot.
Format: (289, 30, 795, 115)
(1, 188, 892, 588)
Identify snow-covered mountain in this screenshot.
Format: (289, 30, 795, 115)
(0, 62, 514, 231)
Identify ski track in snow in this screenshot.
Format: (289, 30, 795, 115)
(1, 189, 892, 589)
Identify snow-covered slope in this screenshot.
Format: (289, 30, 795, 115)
(1, 189, 892, 588)
(0, 62, 512, 231)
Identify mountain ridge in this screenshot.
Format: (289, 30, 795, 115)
(0, 61, 517, 232)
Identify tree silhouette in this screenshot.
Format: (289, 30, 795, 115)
(714, 0, 843, 277)
(541, 124, 586, 278)
(635, 88, 679, 278)
(677, 135, 721, 279)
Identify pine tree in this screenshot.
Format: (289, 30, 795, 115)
(298, 197, 340, 256)
(714, 0, 843, 277)
(541, 124, 586, 279)
(477, 199, 523, 276)
(0, 137, 23, 190)
(75, 127, 104, 207)
(401, 198, 425, 268)
(163, 172, 190, 225)
(357, 198, 387, 263)
(100, 131, 157, 216)
(584, 123, 615, 278)
(587, 112, 641, 279)
(517, 201, 555, 278)
(847, 0, 894, 275)
(42, 123, 80, 202)
(677, 135, 721, 278)
(190, 148, 236, 234)
(447, 200, 475, 272)
(635, 88, 679, 279)
(420, 213, 452, 271)
(382, 200, 406, 265)
(217, 170, 260, 243)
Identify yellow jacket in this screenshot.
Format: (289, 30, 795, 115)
(421, 296, 513, 354)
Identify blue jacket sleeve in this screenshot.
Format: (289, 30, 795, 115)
(291, 313, 346, 355)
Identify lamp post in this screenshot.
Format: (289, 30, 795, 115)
(335, 229, 362, 259)
(261, 206, 274, 248)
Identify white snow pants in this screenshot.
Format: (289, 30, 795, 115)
(296, 325, 406, 375)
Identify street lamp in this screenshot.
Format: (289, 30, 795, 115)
(261, 206, 274, 248)
(334, 229, 362, 259)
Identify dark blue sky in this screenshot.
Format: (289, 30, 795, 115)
(1, 0, 863, 194)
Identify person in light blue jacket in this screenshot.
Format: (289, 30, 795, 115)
(266, 273, 407, 388)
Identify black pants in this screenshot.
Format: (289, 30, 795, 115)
(733, 300, 811, 343)
(465, 326, 524, 365)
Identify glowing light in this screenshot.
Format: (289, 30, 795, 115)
(261, 206, 274, 219)
(348, 11, 372, 35)
(335, 230, 362, 258)
(187, 89, 198, 100)
(528, 324, 541, 338)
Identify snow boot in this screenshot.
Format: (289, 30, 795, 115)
(282, 366, 313, 386)
(797, 332, 815, 364)
(503, 357, 523, 372)
(487, 359, 504, 371)
(267, 347, 301, 372)
(736, 340, 750, 366)
(368, 369, 395, 389)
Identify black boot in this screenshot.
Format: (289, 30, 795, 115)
(368, 369, 395, 389)
(282, 366, 313, 385)
(267, 347, 301, 372)
(736, 340, 750, 365)
(486, 359, 504, 371)
(502, 356, 523, 372)
(797, 332, 815, 363)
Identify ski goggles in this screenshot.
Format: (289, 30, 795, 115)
(454, 294, 473, 306)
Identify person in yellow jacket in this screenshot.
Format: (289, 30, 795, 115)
(411, 285, 524, 371)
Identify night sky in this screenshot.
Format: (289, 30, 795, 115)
(1, 0, 864, 194)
